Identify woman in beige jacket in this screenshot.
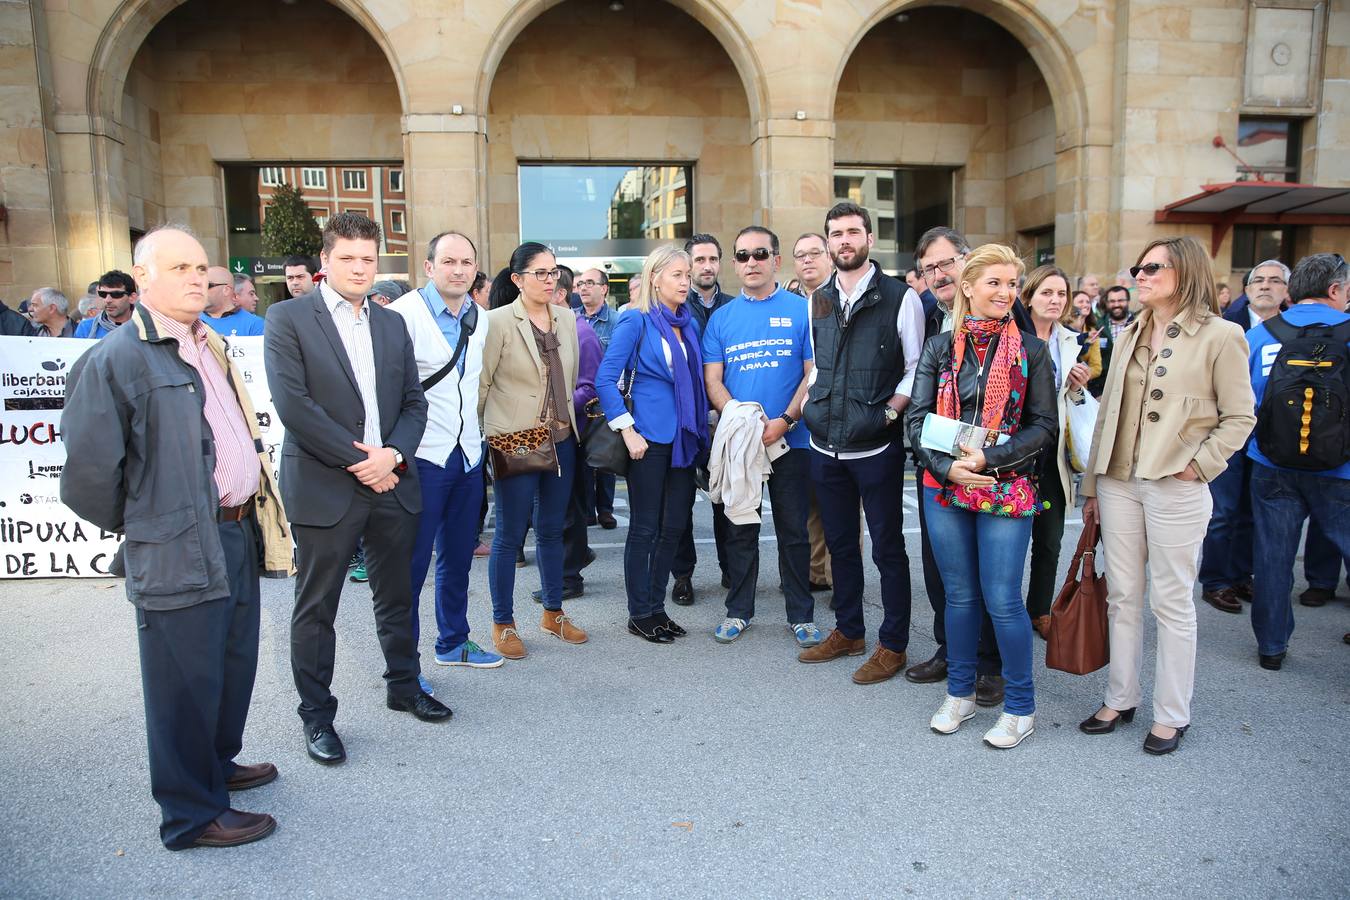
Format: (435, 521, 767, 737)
(479, 242, 588, 659)
(1079, 235, 1255, 755)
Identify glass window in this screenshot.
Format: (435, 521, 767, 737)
(389, 169, 403, 192)
(517, 164, 693, 266)
(1232, 225, 1292, 271)
(310, 208, 329, 229)
(389, 210, 405, 234)
(831, 166, 953, 273)
(301, 168, 326, 190)
(1236, 117, 1302, 182)
(342, 169, 368, 192)
(260, 167, 285, 187)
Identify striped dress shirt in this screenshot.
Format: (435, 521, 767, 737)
(143, 301, 260, 507)
(320, 280, 382, 446)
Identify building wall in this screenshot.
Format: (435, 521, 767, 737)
(484, 0, 753, 269)
(4, 0, 1348, 303)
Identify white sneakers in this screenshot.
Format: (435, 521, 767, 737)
(982, 713, 1036, 749)
(930, 695, 1035, 749)
(930, 695, 978, 733)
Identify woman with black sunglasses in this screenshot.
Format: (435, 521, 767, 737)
(1078, 236, 1255, 755)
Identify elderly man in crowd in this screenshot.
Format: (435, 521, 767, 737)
(29, 287, 75, 337)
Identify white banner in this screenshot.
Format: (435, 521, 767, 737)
(0, 335, 283, 578)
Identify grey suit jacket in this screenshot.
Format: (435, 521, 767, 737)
(264, 288, 428, 527)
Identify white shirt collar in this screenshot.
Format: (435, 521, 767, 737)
(838, 264, 877, 307)
(321, 279, 368, 320)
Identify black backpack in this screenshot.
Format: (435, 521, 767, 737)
(1255, 315, 1350, 471)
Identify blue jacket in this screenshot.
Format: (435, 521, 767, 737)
(201, 308, 266, 337)
(595, 307, 705, 445)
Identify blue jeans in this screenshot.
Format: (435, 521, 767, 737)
(585, 464, 616, 515)
(409, 449, 485, 655)
(923, 488, 1035, 715)
(1250, 463, 1350, 655)
(623, 442, 694, 618)
(1303, 519, 1348, 590)
(489, 438, 576, 621)
(811, 443, 912, 652)
(1199, 450, 1253, 591)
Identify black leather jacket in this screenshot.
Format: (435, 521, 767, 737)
(904, 330, 1058, 484)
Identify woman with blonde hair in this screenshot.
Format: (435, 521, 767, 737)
(1079, 235, 1255, 754)
(479, 241, 589, 660)
(596, 244, 709, 643)
(1023, 265, 1100, 636)
(906, 244, 1057, 749)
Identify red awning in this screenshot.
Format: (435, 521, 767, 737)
(1155, 182, 1350, 254)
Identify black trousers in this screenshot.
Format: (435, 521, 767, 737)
(561, 448, 592, 591)
(916, 468, 1001, 674)
(291, 485, 420, 733)
(673, 492, 730, 581)
(723, 448, 813, 623)
(137, 516, 260, 850)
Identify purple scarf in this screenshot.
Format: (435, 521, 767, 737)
(649, 302, 708, 468)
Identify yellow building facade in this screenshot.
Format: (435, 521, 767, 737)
(2, 0, 1348, 301)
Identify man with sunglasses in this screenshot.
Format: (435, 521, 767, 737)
(701, 226, 817, 647)
(671, 233, 736, 607)
(75, 270, 139, 339)
(797, 202, 924, 686)
(202, 265, 266, 337)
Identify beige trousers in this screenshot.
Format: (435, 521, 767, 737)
(807, 485, 831, 586)
(1095, 474, 1212, 728)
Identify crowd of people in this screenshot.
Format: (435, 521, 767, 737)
(40, 205, 1350, 850)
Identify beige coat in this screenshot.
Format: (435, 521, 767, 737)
(478, 298, 580, 437)
(1081, 307, 1255, 496)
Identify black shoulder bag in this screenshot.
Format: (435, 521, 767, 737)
(421, 303, 479, 392)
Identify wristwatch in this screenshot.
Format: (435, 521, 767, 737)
(386, 446, 407, 473)
(883, 406, 899, 423)
(779, 413, 797, 431)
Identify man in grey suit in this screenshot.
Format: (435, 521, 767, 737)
(264, 212, 451, 766)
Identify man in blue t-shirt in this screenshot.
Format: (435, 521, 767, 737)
(201, 266, 266, 336)
(1245, 252, 1350, 671)
(701, 225, 818, 650)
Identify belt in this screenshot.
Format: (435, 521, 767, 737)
(218, 498, 255, 523)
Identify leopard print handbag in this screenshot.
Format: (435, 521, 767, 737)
(486, 425, 558, 480)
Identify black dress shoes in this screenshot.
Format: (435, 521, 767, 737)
(190, 809, 277, 848)
(975, 675, 1006, 707)
(1259, 652, 1286, 671)
(305, 726, 346, 765)
(809, 580, 831, 593)
(598, 511, 618, 529)
(655, 613, 687, 637)
(905, 653, 948, 684)
(387, 691, 453, 722)
(531, 584, 584, 603)
(1078, 706, 1136, 734)
(672, 575, 695, 606)
(1143, 724, 1189, 756)
(628, 616, 675, 643)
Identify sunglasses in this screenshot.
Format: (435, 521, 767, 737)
(734, 248, 773, 263)
(1129, 263, 1174, 279)
(96, 289, 129, 299)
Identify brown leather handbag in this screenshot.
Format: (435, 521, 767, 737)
(486, 425, 558, 480)
(1045, 521, 1110, 675)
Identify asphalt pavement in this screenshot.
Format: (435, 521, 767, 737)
(2, 478, 1348, 898)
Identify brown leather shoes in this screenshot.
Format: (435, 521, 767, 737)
(1202, 587, 1242, 614)
(851, 646, 907, 684)
(1031, 615, 1052, 640)
(492, 621, 527, 659)
(190, 809, 277, 848)
(225, 762, 277, 792)
(797, 628, 865, 663)
(541, 609, 588, 644)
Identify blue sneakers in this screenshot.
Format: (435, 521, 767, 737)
(418, 674, 435, 696)
(791, 622, 823, 648)
(435, 639, 505, 669)
(714, 618, 750, 643)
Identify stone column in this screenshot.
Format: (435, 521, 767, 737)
(750, 118, 835, 248)
(402, 114, 487, 287)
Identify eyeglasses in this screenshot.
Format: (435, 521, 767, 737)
(1129, 263, 1175, 279)
(518, 268, 562, 282)
(96, 289, 129, 299)
(574, 279, 604, 288)
(734, 248, 773, 263)
(793, 249, 825, 262)
(207, 282, 231, 290)
(920, 256, 963, 280)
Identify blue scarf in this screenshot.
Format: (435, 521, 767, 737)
(649, 302, 708, 468)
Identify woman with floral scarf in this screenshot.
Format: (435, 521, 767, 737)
(905, 244, 1058, 749)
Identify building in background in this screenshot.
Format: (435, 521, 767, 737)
(5, 0, 1349, 303)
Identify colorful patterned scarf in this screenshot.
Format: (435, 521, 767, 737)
(935, 315, 1042, 518)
